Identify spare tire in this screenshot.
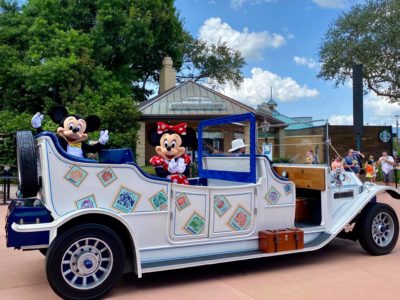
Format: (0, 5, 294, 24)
(16, 131, 39, 197)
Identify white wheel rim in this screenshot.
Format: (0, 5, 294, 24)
(61, 237, 113, 290)
(371, 212, 395, 247)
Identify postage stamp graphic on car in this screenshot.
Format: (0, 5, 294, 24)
(185, 212, 205, 235)
(97, 167, 118, 187)
(75, 195, 97, 209)
(229, 206, 251, 231)
(213, 195, 231, 217)
(149, 190, 168, 211)
(112, 187, 140, 213)
(64, 165, 88, 187)
(265, 186, 281, 206)
(175, 193, 190, 211)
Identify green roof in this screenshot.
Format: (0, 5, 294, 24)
(271, 111, 313, 130)
(138, 81, 257, 117)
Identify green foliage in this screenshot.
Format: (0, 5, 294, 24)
(141, 165, 156, 175)
(318, 0, 400, 102)
(0, 110, 32, 166)
(178, 35, 245, 88)
(0, 0, 245, 164)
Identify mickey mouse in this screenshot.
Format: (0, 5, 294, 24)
(149, 122, 196, 185)
(31, 105, 109, 158)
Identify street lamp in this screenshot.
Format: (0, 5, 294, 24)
(395, 115, 399, 147)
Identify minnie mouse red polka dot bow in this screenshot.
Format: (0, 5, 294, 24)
(157, 122, 187, 135)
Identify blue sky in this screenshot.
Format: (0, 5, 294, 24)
(175, 0, 400, 127)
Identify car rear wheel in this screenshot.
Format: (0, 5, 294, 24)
(16, 131, 39, 197)
(46, 224, 125, 300)
(358, 203, 399, 255)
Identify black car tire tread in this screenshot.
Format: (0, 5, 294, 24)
(358, 202, 399, 256)
(46, 224, 126, 300)
(16, 131, 39, 197)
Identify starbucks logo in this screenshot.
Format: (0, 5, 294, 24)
(379, 130, 391, 143)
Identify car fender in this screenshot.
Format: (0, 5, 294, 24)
(11, 208, 143, 277)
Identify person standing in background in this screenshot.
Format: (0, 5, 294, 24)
(369, 155, 377, 183)
(331, 156, 344, 171)
(344, 148, 365, 177)
(306, 150, 317, 164)
(365, 160, 374, 182)
(378, 151, 395, 186)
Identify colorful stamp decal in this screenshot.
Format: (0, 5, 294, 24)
(64, 165, 88, 187)
(213, 195, 231, 217)
(265, 186, 281, 205)
(112, 187, 140, 213)
(175, 193, 190, 211)
(228, 206, 251, 231)
(97, 167, 117, 187)
(149, 190, 168, 211)
(283, 183, 293, 195)
(184, 212, 205, 235)
(75, 195, 97, 209)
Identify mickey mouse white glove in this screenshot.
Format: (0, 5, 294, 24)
(168, 159, 179, 173)
(99, 130, 109, 145)
(31, 112, 44, 129)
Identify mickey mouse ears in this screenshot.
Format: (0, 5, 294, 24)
(48, 105, 68, 124)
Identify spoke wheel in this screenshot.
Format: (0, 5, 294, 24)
(371, 212, 394, 247)
(46, 224, 125, 300)
(62, 237, 113, 290)
(358, 203, 399, 256)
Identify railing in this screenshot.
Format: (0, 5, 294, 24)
(0, 176, 17, 205)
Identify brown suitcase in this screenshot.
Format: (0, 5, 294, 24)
(259, 228, 304, 253)
(295, 197, 312, 222)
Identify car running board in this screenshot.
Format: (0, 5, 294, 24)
(141, 233, 333, 274)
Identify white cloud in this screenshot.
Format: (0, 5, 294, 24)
(293, 56, 319, 70)
(199, 18, 286, 60)
(230, 0, 272, 10)
(286, 33, 295, 40)
(365, 94, 400, 126)
(218, 67, 319, 105)
(329, 114, 353, 125)
(313, 0, 347, 9)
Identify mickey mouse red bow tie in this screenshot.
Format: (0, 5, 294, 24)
(157, 122, 187, 135)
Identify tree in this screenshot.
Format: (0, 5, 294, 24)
(178, 35, 245, 88)
(0, 0, 245, 164)
(318, 0, 400, 102)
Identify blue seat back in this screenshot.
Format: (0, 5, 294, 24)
(99, 148, 135, 164)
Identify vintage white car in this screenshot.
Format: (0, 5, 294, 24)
(5, 113, 400, 300)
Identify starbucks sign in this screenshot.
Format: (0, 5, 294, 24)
(379, 130, 391, 143)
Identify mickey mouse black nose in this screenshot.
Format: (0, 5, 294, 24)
(166, 146, 171, 151)
(72, 128, 79, 133)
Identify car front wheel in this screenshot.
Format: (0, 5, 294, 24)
(358, 203, 399, 255)
(46, 224, 125, 300)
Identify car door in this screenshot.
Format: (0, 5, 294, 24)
(169, 184, 209, 241)
(209, 185, 256, 238)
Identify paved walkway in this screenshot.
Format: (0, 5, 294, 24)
(0, 193, 399, 300)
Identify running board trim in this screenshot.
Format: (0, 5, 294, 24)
(142, 233, 332, 274)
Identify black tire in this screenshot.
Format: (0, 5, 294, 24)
(16, 131, 39, 197)
(358, 203, 399, 255)
(46, 224, 126, 300)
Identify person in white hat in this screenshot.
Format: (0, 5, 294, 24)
(228, 138, 248, 155)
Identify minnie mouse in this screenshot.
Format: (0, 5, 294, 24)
(31, 105, 109, 158)
(149, 122, 196, 185)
